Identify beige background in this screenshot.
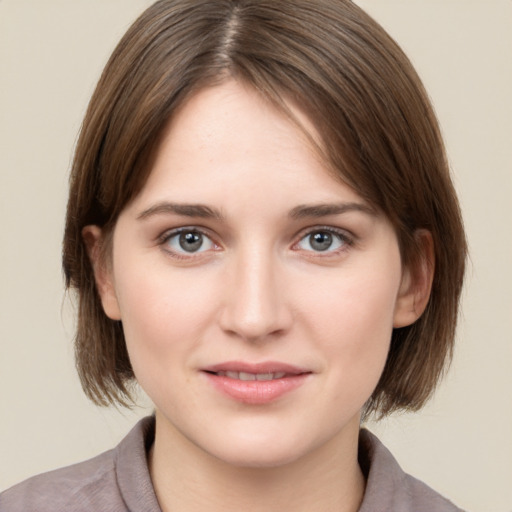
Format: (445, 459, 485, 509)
(1, 1, 511, 510)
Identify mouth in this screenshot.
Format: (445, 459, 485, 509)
(201, 361, 312, 404)
(210, 371, 289, 381)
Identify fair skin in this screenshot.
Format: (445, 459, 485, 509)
(84, 80, 432, 512)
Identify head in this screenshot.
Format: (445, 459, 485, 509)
(63, 0, 466, 420)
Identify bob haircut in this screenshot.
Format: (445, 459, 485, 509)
(63, 0, 466, 417)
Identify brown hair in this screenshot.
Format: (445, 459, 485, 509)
(63, 0, 467, 416)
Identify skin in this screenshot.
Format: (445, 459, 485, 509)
(85, 80, 432, 512)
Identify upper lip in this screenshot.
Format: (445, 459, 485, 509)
(202, 361, 311, 375)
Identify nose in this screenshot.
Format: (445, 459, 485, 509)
(218, 246, 293, 343)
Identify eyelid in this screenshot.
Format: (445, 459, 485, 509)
(155, 224, 355, 259)
(157, 226, 221, 258)
(292, 225, 355, 254)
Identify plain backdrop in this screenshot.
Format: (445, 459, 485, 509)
(1, 1, 511, 511)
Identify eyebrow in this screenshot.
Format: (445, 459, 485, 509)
(137, 202, 224, 221)
(137, 200, 375, 222)
(288, 202, 376, 219)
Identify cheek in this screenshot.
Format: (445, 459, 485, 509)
(300, 268, 401, 383)
(302, 267, 400, 337)
(112, 260, 219, 372)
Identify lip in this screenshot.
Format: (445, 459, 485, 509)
(203, 361, 309, 375)
(201, 361, 312, 405)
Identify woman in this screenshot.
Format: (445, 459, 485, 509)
(1, 1, 466, 510)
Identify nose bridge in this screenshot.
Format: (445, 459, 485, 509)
(219, 241, 290, 341)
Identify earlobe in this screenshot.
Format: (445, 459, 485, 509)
(82, 225, 122, 321)
(393, 230, 435, 328)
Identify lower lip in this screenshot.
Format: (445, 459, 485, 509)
(203, 373, 310, 405)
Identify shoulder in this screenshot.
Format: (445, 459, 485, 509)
(0, 449, 126, 512)
(0, 416, 158, 512)
(358, 429, 466, 512)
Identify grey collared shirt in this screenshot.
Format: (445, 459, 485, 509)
(0, 416, 464, 511)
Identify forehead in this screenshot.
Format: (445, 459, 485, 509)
(131, 80, 366, 211)
(165, 80, 321, 165)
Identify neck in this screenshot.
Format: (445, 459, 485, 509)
(149, 412, 365, 512)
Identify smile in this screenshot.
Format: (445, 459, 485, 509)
(213, 371, 287, 381)
(202, 361, 311, 404)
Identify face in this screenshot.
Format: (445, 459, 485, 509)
(91, 80, 420, 468)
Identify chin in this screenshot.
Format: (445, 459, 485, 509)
(200, 424, 339, 470)
(210, 442, 309, 470)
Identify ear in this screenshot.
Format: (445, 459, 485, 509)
(393, 230, 435, 328)
(82, 225, 122, 321)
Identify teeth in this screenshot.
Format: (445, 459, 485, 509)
(256, 373, 273, 381)
(218, 371, 287, 381)
(239, 372, 256, 381)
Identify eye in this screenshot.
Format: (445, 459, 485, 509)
(163, 229, 216, 255)
(296, 229, 349, 253)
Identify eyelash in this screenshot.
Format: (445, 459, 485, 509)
(157, 227, 219, 260)
(157, 225, 354, 259)
(293, 226, 354, 256)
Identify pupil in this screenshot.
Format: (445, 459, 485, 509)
(179, 231, 203, 252)
(311, 232, 332, 251)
